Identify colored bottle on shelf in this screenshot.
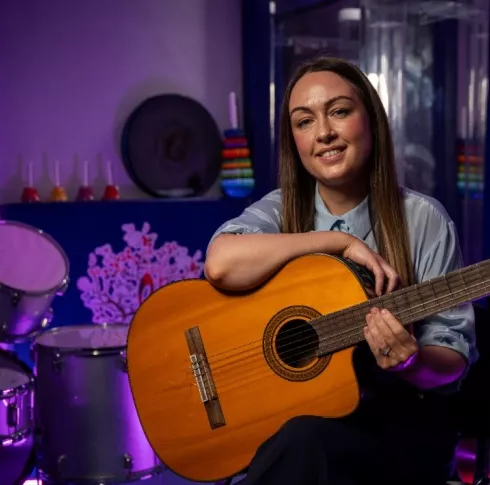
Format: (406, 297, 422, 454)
(49, 160, 68, 201)
(101, 160, 120, 200)
(220, 92, 255, 198)
(76, 160, 95, 201)
(21, 187, 41, 202)
(20, 161, 41, 202)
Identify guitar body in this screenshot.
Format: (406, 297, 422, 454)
(127, 254, 369, 482)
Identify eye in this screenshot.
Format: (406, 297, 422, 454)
(332, 108, 350, 118)
(296, 118, 312, 128)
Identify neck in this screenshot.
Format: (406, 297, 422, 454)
(317, 180, 368, 216)
(316, 259, 490, 356)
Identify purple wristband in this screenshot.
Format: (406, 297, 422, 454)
(390, 352, 419, 372)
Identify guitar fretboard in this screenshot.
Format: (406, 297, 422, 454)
(314, 260, 490, 354)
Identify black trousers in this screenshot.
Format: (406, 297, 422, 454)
(239, 387, 459, 485)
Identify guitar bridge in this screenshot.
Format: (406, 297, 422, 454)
(190, 353, 217, 403)
(185, 327, 226, 429)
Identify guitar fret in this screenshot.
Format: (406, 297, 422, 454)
(316, 260, 490, 355)
(399, 288, 414, 324)
(382, 295, 397, 314)
(389, 292, 400, 320)
(476, 265, 489, 293)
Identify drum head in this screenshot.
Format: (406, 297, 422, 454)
(0, 351, 32, 390)
(0, 350, 35, 485)
(0, 366, 30, 393)
(35, 324, 129, 350)
(0, 221, 68, 293)
(121, 94, 222, 198)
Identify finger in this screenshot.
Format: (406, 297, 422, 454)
(377, 257, 400, 294)
(365, 286, 377, 299)
(363, 324, 378, 354)
(373, 311, 418, 366)
(370, 308, 407, 354)
(379, 309, 416, 347)
(366, 257, 384, 297)
(366, 311, 389, 351)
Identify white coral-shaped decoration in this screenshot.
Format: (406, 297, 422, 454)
(77, 222, 204, 324)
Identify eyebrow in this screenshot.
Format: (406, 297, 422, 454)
(290, 95, 354, 116)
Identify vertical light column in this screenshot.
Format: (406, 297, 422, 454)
(359, 0, 408, 186)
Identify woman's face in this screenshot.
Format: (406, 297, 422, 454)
(289, 71, 372, 189)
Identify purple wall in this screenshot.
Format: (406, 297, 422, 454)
(0, 0, 242, 202)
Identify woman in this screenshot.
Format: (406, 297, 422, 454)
(205, 57, 477, 485)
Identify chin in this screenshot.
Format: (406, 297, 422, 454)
(316, 169, 353, 187)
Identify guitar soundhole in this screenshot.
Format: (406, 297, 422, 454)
(264, 305, 330, 381)
(275, 319, 319, 368)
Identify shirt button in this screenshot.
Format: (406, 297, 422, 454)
(339, 221, 351, 234)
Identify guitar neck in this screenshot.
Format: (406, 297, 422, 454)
(316, 259, 490, 355)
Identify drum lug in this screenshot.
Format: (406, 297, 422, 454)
(57, 454, 67, 477)
(123, 453, 133, 471)
(42, 308, 54, 328)
(7, 403, 18, 427)
(120, 351, 128, 373)
(53, 352, 62, 373)
(11, 292, 20, 307)
(29, 404, 34, 427)
(57, 278, 70, 296)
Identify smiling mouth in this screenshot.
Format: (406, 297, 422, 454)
(317, 147, 346, 159)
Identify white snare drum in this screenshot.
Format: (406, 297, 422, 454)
(0, 349, 36, 485)
(0, 220, 69, 342)
(33, 324, 163, 484)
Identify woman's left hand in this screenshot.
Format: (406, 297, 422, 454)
(364, 307, 419, 371)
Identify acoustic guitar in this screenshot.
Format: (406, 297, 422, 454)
(127, 254, 490, 482)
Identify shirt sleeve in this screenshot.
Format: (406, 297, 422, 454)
(414, 218, 478, 391)
(207, 189, 283, 252)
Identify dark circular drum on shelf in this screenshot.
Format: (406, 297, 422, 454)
(121, 94, 222, 198)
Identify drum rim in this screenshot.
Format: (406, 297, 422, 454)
(0, 349, 35, 399)
(0, 374, 34, 399)
(0, 383, 33, 399)
(32, 323, 130, 352)
(1, 427, 34, 446)
(37, 463, 165, 484)
(0, 220, 70, 295)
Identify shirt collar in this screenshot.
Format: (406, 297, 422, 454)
(314, 183, 373, 240)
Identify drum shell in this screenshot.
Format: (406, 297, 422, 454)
(0, 286, 57, 342)
(33, 327, 161, 483)
(0, 220, 69, 343)
(0, 350, 36, 485)
(0, 351, 34, 443)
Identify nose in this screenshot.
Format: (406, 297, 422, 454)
(315, 117, 337, 144)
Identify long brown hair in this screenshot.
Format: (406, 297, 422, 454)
(278, 56, 415, 286)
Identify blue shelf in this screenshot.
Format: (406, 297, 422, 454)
(0, 197, 250, 359)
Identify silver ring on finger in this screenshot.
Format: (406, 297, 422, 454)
(379, 346, 391, 357)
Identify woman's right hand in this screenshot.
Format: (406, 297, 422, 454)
(342, 237, 400, 297)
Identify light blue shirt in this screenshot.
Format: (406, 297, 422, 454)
(209, 186, 478, 391)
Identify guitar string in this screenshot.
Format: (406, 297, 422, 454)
(202, 264, 489, 365)
(207, 279, 487, 393)
(184, 280, 486, 392)
(203, 271, 488, 369)
(202, 275, 486, 379)
(200, 282, 487, 390)
(185, 279, 488, 387)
